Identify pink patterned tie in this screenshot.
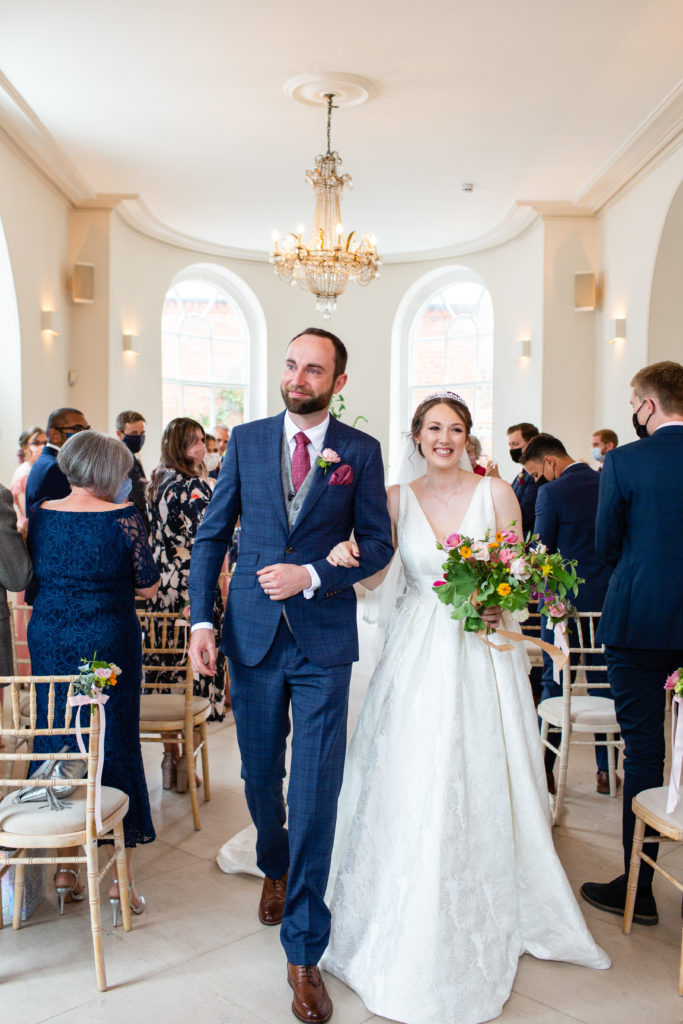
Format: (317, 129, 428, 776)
(292, 431, 311, 493)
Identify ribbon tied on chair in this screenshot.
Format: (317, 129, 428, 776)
(69, 689, 110, 835)
(667, 694, 683, 814)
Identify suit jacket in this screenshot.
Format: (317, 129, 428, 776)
(189, 412, 393, 668)
(0, 485, 33, 676)
(25, 445, 70, 510)
(512, 468, 539, 539)
(532, 462, 611, 612)
(596, 425, 683, 648)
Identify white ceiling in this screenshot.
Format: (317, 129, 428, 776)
(1, 0, 682, 257)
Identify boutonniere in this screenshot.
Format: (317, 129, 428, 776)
(316, 448, 341, 474)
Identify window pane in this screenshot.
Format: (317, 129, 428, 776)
(161, 297, 182, 333)
(212, 338, 244, 382)
(215, 386, 245, 430)
(162, 380, 181, 422)
(415, 300, 449, 339)
(446, 333, 478, 382)
(412, 338, 445, 386)
(179, 334, 210, 382)
(182, 384, 212, 428)
(208, 299, 245, 340)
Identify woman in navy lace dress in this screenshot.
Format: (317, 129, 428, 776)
(28, 430, 159, 917)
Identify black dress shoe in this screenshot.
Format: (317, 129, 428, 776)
(580, 874, 658, 926)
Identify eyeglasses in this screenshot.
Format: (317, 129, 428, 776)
(59, 424, 90, 434)
(29, 440, 46, 448)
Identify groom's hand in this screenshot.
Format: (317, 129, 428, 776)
(189, 628, 217, 675)
(257, 563, 311, 601)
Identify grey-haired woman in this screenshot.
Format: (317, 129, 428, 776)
(27, 430, 160, 920)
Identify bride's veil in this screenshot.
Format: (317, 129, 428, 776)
(362, 433, 472, 648)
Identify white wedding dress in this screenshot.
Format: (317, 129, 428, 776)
(320, 479, 610, 1024)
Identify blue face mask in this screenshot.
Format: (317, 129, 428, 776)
(115, 477, 133, 503)
(591, 446, 604, 463)
(122, 433, 145, 454)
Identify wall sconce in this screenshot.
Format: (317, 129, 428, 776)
(517, 338, 531, 362)
(122, 332, 139, 354)
(574, 272, 597, 312)
(41, 310, 61, 336)
(609, 318, 626, 344)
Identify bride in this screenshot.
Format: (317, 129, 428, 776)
(319, 392, 610, 1024)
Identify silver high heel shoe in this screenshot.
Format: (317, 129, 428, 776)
(110, 878, 146, 927)
(53, 868, 86, 915)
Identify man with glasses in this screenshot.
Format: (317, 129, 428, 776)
(25, 407, 89, 511)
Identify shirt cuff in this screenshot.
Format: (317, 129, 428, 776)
(303, 563, 320, 600)
(191, 621, 213, 632)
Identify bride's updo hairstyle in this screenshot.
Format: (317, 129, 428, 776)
(410, 392, 472, 457)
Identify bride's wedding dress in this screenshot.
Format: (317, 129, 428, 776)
(320, 479, 609, 1024)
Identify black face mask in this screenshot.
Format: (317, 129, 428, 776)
(122, 433, 145, 454)
(632, 401, 653, 440)
(510, 447, 523, 464)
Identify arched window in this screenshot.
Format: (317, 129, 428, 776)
(161, 264, 266, 429)
(390, 266, 494, 473)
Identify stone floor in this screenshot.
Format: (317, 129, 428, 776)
(2, 616, 683, 1024)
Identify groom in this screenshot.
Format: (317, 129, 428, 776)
(189, 327, 393, 1023)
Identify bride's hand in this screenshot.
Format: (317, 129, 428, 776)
(481, 605, 502, 628)
(327, 540, 360, 567)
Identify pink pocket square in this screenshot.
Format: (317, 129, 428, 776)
(329, 464, 353, 486)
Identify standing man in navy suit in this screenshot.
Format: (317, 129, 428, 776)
(189, 328, 393, 1023)
(581, 361, 683, 926)
(521, 434, 614, 793)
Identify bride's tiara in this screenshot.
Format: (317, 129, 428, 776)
(419, 390, 469, 408)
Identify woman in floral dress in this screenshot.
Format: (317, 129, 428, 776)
(146, 417, 226, 790)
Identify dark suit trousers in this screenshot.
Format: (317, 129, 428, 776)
(605, 645, 683, 887)
(229, 617, 351, 964)
(540, 619, 614, 773)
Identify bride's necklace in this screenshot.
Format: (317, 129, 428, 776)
(423, 479, 464, 507)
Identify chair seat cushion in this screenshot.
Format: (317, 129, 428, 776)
(139, 694, 210, 724)
(539, 694, 619, 731)
(0, 786, 128, 837)
(633, 786, 683, 835)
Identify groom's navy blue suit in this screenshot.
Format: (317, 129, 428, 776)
(189, 411, 393, 963)
(596, 424, 683, 885)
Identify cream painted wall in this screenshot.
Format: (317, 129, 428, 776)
(595, 142, 683, 445)
(0, 139, 70, 484)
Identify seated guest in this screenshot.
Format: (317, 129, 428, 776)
(25, 407, 89, 510)
(146, 418, 226, 791)
(466, 435, 486, 476)
(115, 410, 150, 531)
(591, 428, 618, 469)
(522, 433, 615, 793)
(27, 430, 159, 916)
(10, 427, 46, 529)
(0, 483, 33, 743)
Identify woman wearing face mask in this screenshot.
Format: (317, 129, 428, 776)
(10, 426, 47, 529)
(146, 418, 227, 790)
(26, 430, 160, 917)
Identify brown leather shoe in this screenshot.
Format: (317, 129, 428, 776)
(287, 963, 333, 1023)
(258, 872, 288, 925)
(596, 770, 622, 795)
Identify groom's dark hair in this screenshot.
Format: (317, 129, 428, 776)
(289, 327, 348, 378)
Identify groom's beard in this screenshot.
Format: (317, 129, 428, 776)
(280, 382, 335, 416)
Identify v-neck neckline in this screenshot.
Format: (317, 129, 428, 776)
(407, 478, 484, 544)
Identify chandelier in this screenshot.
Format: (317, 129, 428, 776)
(270, 92, 381, 319)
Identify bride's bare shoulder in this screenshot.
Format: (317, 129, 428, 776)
(386, 484, 401, 523)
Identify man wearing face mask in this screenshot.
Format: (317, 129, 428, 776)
(25, 407, 89, 511)
(581, 361, 683, 927)
(487, 422, 541, 538)
(590, 429, 618, 470)
(115, 410, 150, 531)
(521, 433, 614, 794)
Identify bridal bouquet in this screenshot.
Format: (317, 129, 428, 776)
(432, 525, 582, 634)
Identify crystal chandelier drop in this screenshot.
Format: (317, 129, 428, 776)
(269, 93, 381, 319)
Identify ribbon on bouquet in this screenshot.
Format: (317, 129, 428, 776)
(69, 689, 110, 835)
(667, 694, 683, 813)
(477, 627, 569, 678)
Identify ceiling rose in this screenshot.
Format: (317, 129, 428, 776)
(284, 72, 376, 108)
